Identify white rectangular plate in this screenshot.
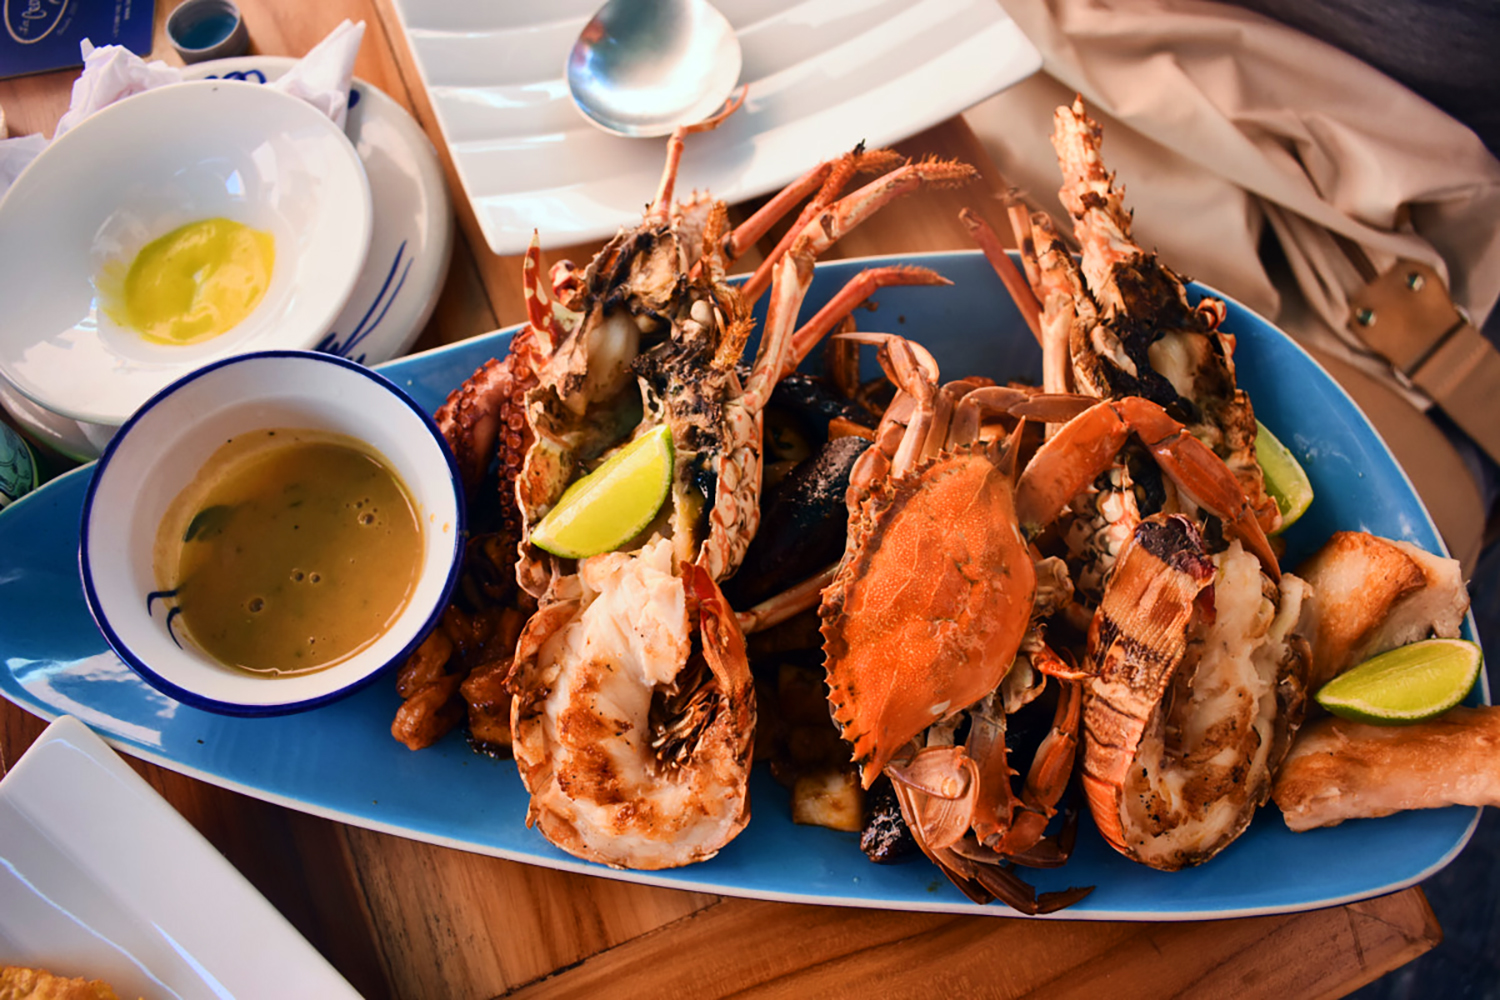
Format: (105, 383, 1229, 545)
(0, 716, 360, 999)
(386, 0, 1041, 253)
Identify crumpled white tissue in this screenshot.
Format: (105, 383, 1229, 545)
(0, 133, 47, 192)
(0, 19, 366, 200)
(53, 40, 184, 140)
(268, 19, 365, 129)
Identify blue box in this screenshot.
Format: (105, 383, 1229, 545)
(1, 0, 156, 80)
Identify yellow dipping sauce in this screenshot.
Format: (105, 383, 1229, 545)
(154, 428, 423, 676)
(113, 218, 275, 344)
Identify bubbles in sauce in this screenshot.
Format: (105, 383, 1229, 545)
(101, 217, 274, 344)
(154, 429, 423, 676)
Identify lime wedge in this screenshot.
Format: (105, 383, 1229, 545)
(1255, 419, 1313, 533)
(531, 424, 674, 559)
(1315, 638, 1484, 724)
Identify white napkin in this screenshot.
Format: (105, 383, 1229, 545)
(269, 19, 365, 129)
(0, 19, 366, 199)
(53, 41, 185, 140)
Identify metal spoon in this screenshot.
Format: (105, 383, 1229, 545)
(566, 0, 742, 138)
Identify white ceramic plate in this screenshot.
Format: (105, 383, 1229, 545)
(385, 0, 1041, 254)
(0, 81, 372, 428)
(2, 61, 455, 464)
(0, 715, 360, 999)
(79, 351, 465, 717)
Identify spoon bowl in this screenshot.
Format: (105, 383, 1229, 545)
(566, 0, 742, 138)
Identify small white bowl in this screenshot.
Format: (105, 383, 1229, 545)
(0, 80, 372, 433)
(79, 351, 464, 716)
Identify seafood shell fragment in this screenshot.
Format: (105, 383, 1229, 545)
(1082, 514, 1310, 870)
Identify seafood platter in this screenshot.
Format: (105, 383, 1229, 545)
(0, 98, 1487, 920)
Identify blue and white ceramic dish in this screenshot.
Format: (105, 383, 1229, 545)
(0, 252, 1482, 918)
(0, 82, 372, 433)
(78, 351, 465, 716)
(0, 59, 453, 464)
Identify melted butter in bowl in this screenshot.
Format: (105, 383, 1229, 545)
(101, 218, 276, 345)
(156, 428, 422, 676)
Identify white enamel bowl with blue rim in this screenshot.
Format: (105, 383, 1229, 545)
(0, 80, 373, 457)
(78, 351, 464, 716)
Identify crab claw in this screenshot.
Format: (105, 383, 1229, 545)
(1014, 396, 1280, 581)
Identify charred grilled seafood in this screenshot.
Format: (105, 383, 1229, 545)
(972, 98, 1278, 534)
(507, 112, 978, 869)
(818, 334, 1090, 912)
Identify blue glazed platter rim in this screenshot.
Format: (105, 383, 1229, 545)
(0, 251, 1482, 920)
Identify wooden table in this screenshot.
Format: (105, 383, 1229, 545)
(0, 3, 1442, 997)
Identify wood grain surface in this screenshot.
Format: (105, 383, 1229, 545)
(0, 2, 1443, 998)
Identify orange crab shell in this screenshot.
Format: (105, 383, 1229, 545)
(820, 445, 1037, 789)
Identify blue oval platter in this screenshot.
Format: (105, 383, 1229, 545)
(0, 251, 1482, 919)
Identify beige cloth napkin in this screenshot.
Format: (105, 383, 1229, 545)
(964, 0, 1500, 565)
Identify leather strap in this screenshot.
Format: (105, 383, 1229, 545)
(1345, 258, 1500, 465)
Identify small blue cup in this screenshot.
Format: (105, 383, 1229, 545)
(166, 0, 250, 63)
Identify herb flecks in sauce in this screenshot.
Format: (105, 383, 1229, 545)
(155, 429, 422, 676)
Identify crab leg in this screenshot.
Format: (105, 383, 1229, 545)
(723, 161, 837, 266)
(1007, 201, 1043, 291)
(779, 265, 952, 379)
(823, 319, 864, 402)
(948, 385, 1031, 448)
(731, 144, 906, 304)
(960, 208, 1042, 346)
(1027, 212, 1096, 400)
(835, 332, 940, 478)
(909, 827, 1093, 913)
(963, 696, 1019, 850)
(645, 87, 747, 226)
(797, 158, 979, 260)
(741, 160, 976, 412)
(847, 390, 917, 492)
(994, 677, 1083, 858)
(734, 563, 839, 634)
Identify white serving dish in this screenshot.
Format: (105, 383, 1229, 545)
(0, 715, 362, 998)
(0, 81, 372, 444)
(2, 65, 452, 464)
(386, 0, 1042, 254)
(184, 57, 455, 368)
